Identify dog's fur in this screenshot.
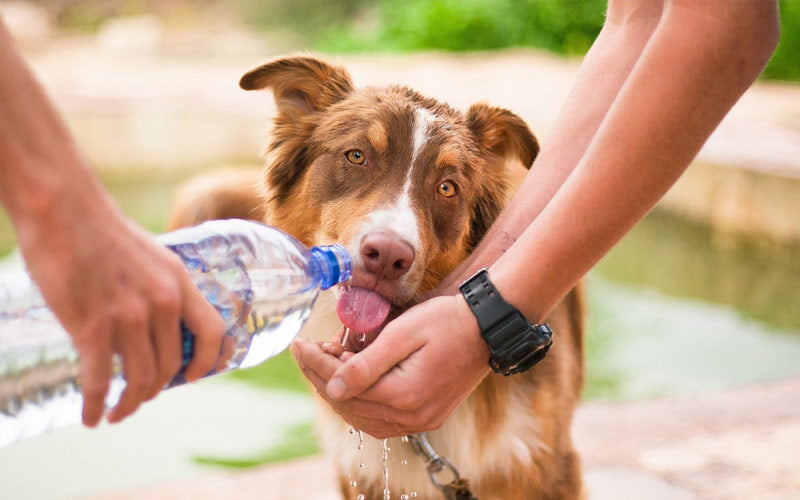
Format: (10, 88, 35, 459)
(167, 56, 584, 500)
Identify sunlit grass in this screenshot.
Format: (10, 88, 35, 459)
(192, 421, 319, 469)
(222, 350, 310, 393)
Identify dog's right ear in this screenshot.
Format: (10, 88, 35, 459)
(239, 56, 354, 118)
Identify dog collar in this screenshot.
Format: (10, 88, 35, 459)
(459, 268, 552, 375)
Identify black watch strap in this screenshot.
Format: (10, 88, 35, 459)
(459, 268, 552, 375)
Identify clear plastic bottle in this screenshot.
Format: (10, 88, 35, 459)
(0, 219, 351, 447)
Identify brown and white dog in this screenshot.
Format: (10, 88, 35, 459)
(168, 55, 584, 500)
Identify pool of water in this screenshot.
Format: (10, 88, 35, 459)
(584, 274, 800, 400)
(583, 209, 800, 399)
(595, 210, 800, 332)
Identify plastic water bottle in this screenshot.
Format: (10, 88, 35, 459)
(0, 219, 351, 447)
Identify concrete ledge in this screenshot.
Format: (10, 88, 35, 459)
(661, 161, 800, 246)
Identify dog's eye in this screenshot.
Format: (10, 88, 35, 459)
(345, 150, 367, 166)
(438, 181, 457, 198)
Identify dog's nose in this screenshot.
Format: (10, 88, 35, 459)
(360, 233, 415, 280)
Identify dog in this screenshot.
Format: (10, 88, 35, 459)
(167, 55, 585, 500)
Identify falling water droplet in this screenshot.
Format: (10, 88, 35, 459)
(382, 438, 391, 499)
(350, 480, 358, 487)
(357, 430, 365, 450)
(349, 427, 356, 434)
(358, 332, 366, 343)
(401, 459, 407, 466)
(341, 326, 351, 347)
(359, 461, 366, 468)
(401, 495, 409, 500)
(410, 492, 417, 498)
(357, 495, 365, 500)
(400, 435, 409, 443)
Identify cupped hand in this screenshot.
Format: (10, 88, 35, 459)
(290, 294, 490, 439)
(17, 193, 226, 427)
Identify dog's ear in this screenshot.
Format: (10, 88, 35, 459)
(466, 103, 539, 170)
(239, 56, 354, 218)
(239, 55, 354, 117)
(465, 104, 539, 249)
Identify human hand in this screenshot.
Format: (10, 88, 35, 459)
(17, 193, 226, 427)
(290, 294, 490, 438)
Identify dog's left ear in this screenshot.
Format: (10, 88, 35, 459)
(465, 104, 539, 248)
(238, 56, 354, 222)
(239, 56, 354, 118)
(466, 103, 539, 170)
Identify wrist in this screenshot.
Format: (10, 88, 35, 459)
(452, 293, 492, 372)
(459, 268, 553, 375)
(7, 161, 120, 254)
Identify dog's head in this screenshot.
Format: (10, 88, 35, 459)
(241, 56, 538, 338)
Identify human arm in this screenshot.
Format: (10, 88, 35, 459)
(291, 0, 780, 438)
(492, 0, 781, 321)
(0, 19, 225, 425)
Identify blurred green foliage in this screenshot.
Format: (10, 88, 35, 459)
(322, 0, 605, 55)
(242, 0, 606, 55)
(31, 0, 800, 81)
(764, 0, 800, 81)
(0, 212, 13, 257)
(240, 0, 798, 82)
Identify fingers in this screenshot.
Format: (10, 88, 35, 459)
(91, 268, 224, 425)
(147, 285, 182, 397)
(107, 303, 158, 424)
(291, 339, 408, 438)
(75, 321, 113, 427)
(325, 322, 420, 401)
(179, 276, 226, 382)
(320, 341, 345, 357)
(291, 337, 343, 380)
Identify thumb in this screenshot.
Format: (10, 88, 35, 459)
(325, 320, 418, 401)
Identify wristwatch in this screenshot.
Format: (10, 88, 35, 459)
(459, 268, 552, 375)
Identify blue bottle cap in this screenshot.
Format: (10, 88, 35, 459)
(311, 244, 353, 290)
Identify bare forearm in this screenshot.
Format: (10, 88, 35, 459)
(493, 0, 780, 321)
(438, 1, 664, 292)
(0, 19, 111, 234)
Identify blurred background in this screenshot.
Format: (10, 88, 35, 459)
(1, 1, 799, 499)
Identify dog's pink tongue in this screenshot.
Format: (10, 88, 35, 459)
(337, 287, 392, 333)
